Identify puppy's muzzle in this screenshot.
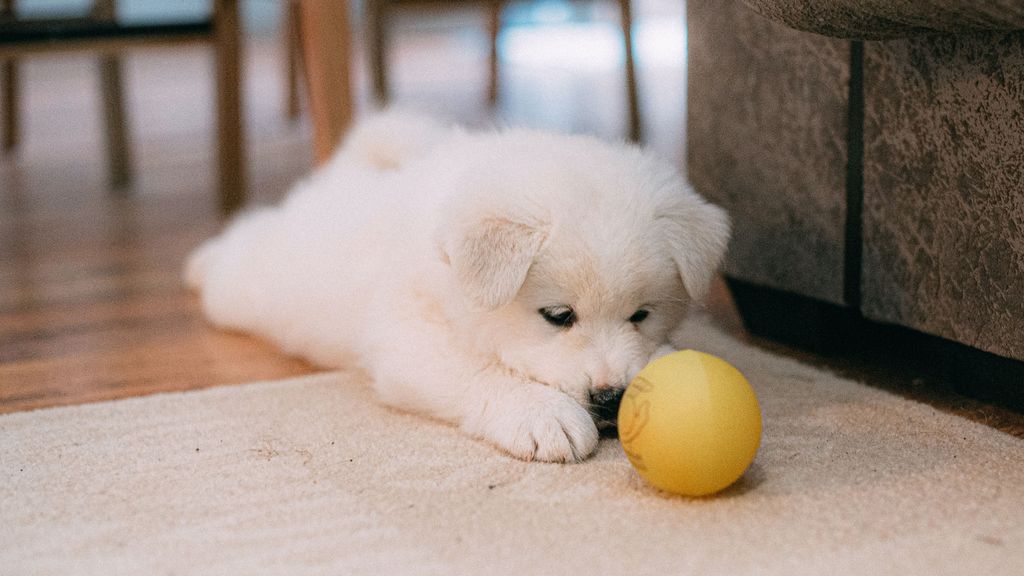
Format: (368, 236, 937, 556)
(589, 387, 625, 432)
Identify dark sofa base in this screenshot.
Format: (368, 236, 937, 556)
(726, 277, 1024, 413)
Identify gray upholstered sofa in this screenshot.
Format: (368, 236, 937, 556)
(687, 0, 1024, 408)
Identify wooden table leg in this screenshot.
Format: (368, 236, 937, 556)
(2, 0, 17, 152)
(1, 60, 16, 152)
(284, 0, 303, 119)
(366, 0, 388, 104)
(486, 0, 501, 105)
(298, 0, 353, 164)
(99, 55, 132, 190)
(619, 0, 641, 143)
(93, 0, 132, 191)
(214, 0, 245, 212)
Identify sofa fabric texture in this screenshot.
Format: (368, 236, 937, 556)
(861, 31, 1024, 360)
(689, 0, 1024, 364)
(688, 0, 851, 305)
(741, 0, 1024, 39)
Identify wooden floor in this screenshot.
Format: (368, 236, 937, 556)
(2, 8, 1022, 437)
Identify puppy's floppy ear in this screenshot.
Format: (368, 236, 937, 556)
(439, 214, 548, 309)
(658, 193, 731, 302)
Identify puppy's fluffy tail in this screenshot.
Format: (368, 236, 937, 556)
(337, 109, 448, 171)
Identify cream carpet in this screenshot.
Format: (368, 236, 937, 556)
(3, 317, 1023, 575)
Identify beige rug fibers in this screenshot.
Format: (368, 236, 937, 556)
(2, 316, 1023, 575)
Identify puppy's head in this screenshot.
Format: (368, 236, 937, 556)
(437, 131, 730, 428)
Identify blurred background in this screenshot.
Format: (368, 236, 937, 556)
(2, 0, 687, 208)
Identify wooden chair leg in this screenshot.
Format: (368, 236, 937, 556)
(214, 0, 245, 212)
(298, 0, 353, 164)
(2, 60, 17, 153)
(99, 55, 133, 190)
(2, 0, 18, 152)
(285, 0, 303, 119)
(619, 0, 641, 143)
(92, 0, 132, 191)
(486, 0, 501, 106)
(367, 0, 388, 104)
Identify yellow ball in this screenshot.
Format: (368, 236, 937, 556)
(618, 350, 762, 497)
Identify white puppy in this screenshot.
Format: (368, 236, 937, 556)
(186, 113, 730, 463)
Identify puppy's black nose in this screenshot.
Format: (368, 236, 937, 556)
(589, 387, 625, 430)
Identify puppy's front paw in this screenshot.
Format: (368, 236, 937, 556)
(464, 385, 599, 463)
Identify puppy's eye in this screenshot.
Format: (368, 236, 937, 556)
(629, 309, 650, 324)
(540, 306, 576, 328)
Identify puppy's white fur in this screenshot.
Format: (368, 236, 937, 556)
(186, 112, 730, 462)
